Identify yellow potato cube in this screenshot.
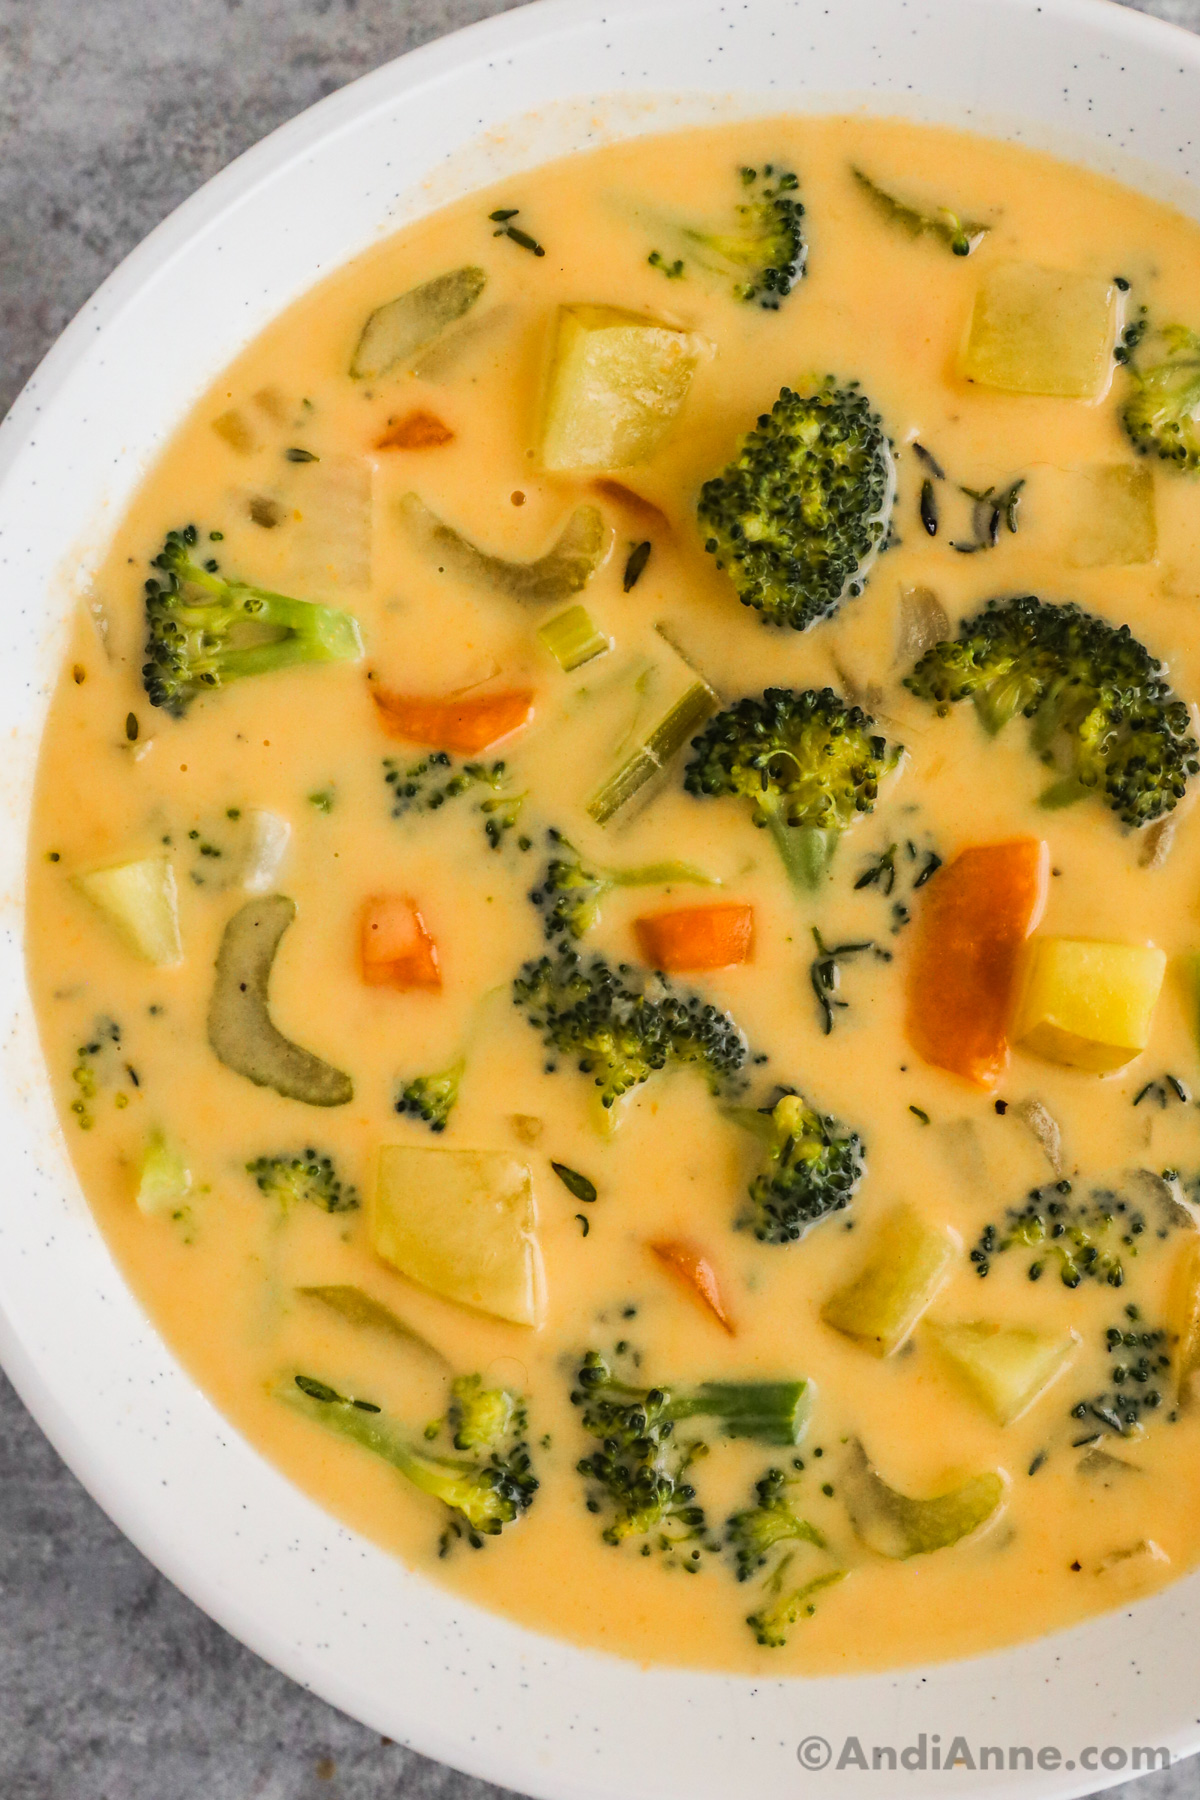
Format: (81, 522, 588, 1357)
(371, 1146, 544, 1326)
(540, 304, 709, 471)
(925, 1319, 1078, 1424)
(960, 262, 1117, 399)
(1064, 463, 1156, 567)
(1014, 937, 1165, 1072)
(74, 854, 182, 966)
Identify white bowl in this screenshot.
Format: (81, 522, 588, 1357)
(3, 2, 1200, 1795)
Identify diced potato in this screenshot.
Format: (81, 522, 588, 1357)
(1093, 1538, 1170, 1589)
(74, 855, 182, 966)
(925, 1318, 1079, 1424)
(841, 1439, 1006, 1559)
(1013, 937, 1166, 1073)
(135, 1131, 192, 1219)
(1167, 1234, 1200, 1395)
(370, 1146, 544, 1327)
(540, 305, 709, 472)
(1064, 463, 1156, 567)
(820, 1202, 955, 1356)
(959, 262, 1117, 399)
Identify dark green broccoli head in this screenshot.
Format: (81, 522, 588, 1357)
(512, 949, 747, 1111)
(747, 1564, 845, 1648)
(684, 164, 806, 309)
(383, 753, 526, 850)
(905, 594, 1199, 828)
(697, 382, 894, 631)
(725, 1466, 826, 1582)
(736, 1090, 867, 1244)
(247, 1151, 359, 1213)
(1121, 325, 1200, 469)
(394, 1058, 465, 1133)
(684, 688, 901, 888)
(143, 526, 362, 717)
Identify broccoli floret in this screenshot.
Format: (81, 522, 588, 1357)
(725, 1466, 827, 1581)
(731, 1090, 866, 1244)
(247, 1150, 359, 1213)
(383, 752, 527, 850)
(905, 595, 1199, 828)
(512, 948, 747, 1112)
(529, 829, 718, 941)
(285, 1372, 537, 1551)
(656, 164, 806, 309)
(447, 1374, 525, 1452)
(142, 526, 362, 717)
(697, 382, 895, 631)
(1121, 324, 1200, 468)
(851, 167, 989, 257)
(684, 688, 902, 888)
(571, 1350, 810, 1558)
(394, 1057, 465, 1133)
(746, 1561, 846, 1648)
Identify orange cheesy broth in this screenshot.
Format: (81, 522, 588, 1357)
(24, 111, 1200, 1674)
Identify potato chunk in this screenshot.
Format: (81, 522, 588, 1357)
(925, 1319, 1078, 1424)
(371, 1146, 544, 1326)
(820, 1202, 954, 1356)
(74, 855, 182, 966)
(1064, 463, 1156, 567)
(960, 262, 1117, 399)
(540, 305, 708, 471)
(1013, 937, 1165, 1072)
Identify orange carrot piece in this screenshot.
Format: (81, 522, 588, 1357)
(634, 904, 754, 972)
(906, 838, 1048, 1089)
(372, 687, 534, 755)
(649, 1239, 735, 1334)
(360, 895, 441, 991)
(375, 410, 455, 450)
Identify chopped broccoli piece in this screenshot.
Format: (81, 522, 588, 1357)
(512, 948, 747, 1112)
(905, 594, 1199, 828)
(656, 164, 806, 309)
(142, 525, 362, 717)
(571, 1349, 810, 1558)
(684, 687, 902, 888)
(447, 1374, 525, 1452)
(1121, 324, 1200, 469)
(731, 1090, 866, 1243)
(246, 1150, 359, 1213)
(283, 1373, 536, 1551)
(725, 1466, 827, 1581)
(747, 1562, 847, 1647)
(852, 166, 988, 257)
(529, 829, 718, 941)
(383, 752, 527, 850)
(394, 1057, 465, 1133)
(697, 382, 895, 631)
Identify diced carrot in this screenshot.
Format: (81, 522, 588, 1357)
(360, 895, 441, 990)
(649, 1239, 735, 1334)
(375, 410, 455, 450)
(372, 687, 534, 755)
(906, 839, 1048, 1089)
(634, 903, 754, 972)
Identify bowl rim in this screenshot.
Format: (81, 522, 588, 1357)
(5, 3, 1200, 1798)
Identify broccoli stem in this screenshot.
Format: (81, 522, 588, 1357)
(762, 802, 837, 891)
(666, 1379, 811, 1445)
(169, 561, 363, 675)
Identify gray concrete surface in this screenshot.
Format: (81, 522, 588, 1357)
(3, 0, 1200, 1794)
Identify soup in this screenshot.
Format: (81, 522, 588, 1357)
(27, 114, 1200, 1675)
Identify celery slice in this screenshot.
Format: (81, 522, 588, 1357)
(350, 266, 487, 380)
(537, 604, 611, 671)
(588, 678, 718, 825)
(74, 855, 182, 967)
(842, 1439, 1006, 1558)
(399, 493, 607, 604)
(820, 1202, 954, 1356)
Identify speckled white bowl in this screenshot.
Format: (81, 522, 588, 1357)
(3, 2, 1200, 1796)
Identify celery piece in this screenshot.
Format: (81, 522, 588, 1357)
(350, 266, 487, 380)
(588, 678, 718, 825)
(399, 493, 607, 604)
(842, 1439, 1006, 1558)
(537, 604, 611, 671)
(540, 305, 709, 472)
(1168, 1234, 1200, 1395)
(298, 1284, 448, 1365)
(820, 1202, 954, 1356)
(135, 1131, 192, 1218)
(371, 1145, 544, 1327)
(925, 1318, 1078, 1424)
(74, 855, 182, 967)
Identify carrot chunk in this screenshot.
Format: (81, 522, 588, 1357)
(906, 839, 1048, 1089)
(634, 903, 754, 972)
(375, 410, 455, 450)
(649, 1239, 735, 1334)
(360, 895, 441, 990)
(372, 687, 534, 755)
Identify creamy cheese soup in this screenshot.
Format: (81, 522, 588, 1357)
(28, 115, 1200, 1674)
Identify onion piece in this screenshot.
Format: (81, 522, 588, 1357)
(399, 492, 607, 604)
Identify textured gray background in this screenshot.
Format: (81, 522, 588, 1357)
(2, 0, 1200, 1794)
